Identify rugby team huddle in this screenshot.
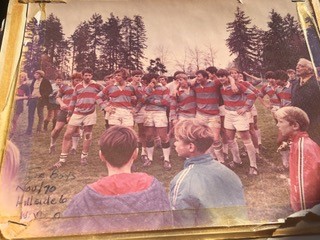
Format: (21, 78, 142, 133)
(12, 59, 314, 175)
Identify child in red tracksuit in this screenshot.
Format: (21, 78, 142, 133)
(275, 106, 320, 211)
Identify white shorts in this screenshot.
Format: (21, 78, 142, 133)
(134, 106, 146, 124)
(177, 113, 195, 121)
(219, 105, 226, 117)
(196, 112, 221, 129)
(108, 107, 134, 127)
(144, 111, 168, 128)
(68, 111, 97, 127)
(224, 109, 249, 131)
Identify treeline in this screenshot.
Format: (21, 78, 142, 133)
(226, 7, 309, 75)
(22, 13, 147, 80)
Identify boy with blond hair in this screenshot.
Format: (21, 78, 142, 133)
(170, 118, 246, 228)
(62, 126, 172, 234)
(275, 106, 320, 211)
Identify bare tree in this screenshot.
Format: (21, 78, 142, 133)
(203, 43, 217, 67)
(188, 46, 204, 71)
(174, 48, 188, 72)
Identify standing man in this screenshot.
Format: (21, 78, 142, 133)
(51, 68, 103, 169)
(26, 70, 52, 135)
(141, 73, 172, 170)
(96, 68, 137, 128)
(291, 58, 320, 145)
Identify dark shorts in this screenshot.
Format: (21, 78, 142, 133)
(56, 110, 68, 123)
(14, 100, 24, 115)
(47, 103, 60, 111)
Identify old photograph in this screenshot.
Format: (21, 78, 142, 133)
(1, 0, 320, 238)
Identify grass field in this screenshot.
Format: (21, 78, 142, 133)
(9, 100, 293, 235)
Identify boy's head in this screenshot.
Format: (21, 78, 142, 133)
(228, 67, 239, 80)
(159, 75, 168, 86)
(71, 72, 83, 87)
(195, 70, 209, 85)
(206, 66, 217, 80)
(99, 126, 138, 168)
(265, 71, 276, 85)
(114, 68, 129, 82)
(174, 119, 214, 157)
(275, 106, 310, 138)
(286, 69, 296, 80)
(216, 69, 230, 85)
(274, 70, 289, 86)
(142, 73, 159, 85)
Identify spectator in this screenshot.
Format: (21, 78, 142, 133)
(291, 58, 320, 145)
(62, 126, 172, 234)
(170, 118, 247, 228)
(275, 106, 320, 211)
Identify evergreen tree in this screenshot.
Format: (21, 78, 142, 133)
(71, 21, 91, 72)
(100, 13, 123, 73)
(87, 13, 104, 75)
(147, 58, 167, 74)
(226, 7, 258, 72)
(132, 15, 147, 70)
(120, 16, 135, 70)
(261, 10, 289, 70)
(262, 10, 309, 71)
(23, 17, 42, 77)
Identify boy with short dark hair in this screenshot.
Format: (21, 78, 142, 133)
(170, 118, 246, 228)
(62, 126, 172, 234)
(275, 106, 320, 211)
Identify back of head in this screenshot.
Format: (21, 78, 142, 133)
(174, 118, 214, 153)
(206, 66, 218, 74)
(265, 71, 275, 79)
(72, 72, 82, 80)
(99, 126, 138, 167)
(275, 106, 310, 132)
(142, 73, 159, 84)
(275, 70, 289, 81)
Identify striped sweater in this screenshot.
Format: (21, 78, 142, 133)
(69, 81, 104, 115)
(260, 84, 281, 107)
(220, 83, 257, 111)
(57, 83, 74, 106)
(143, 84, 170, 111)
(275, 82, 292, 107)
(193, 79, 222, 116)
(170, 87, 196, 121)
(96, 83, 137, 110)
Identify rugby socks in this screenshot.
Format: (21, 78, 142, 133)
(222, 143, 228, 155)
(243, 139, 257, 169)
(212, 141, 224, 163)
(81, 152, 88, 160)
(59, 153, 68, 163)
(228, 140, 241, 163)
(50, 137, 56, 147)
(72, 136, 80, 150)
(146, 141, 154, 161)
(162, 141, 171, 162)
(256, 129, 262, 145)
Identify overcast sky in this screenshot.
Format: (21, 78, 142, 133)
(30, 0, 298, 74)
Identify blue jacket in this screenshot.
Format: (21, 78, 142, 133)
(169, 153, 247, 228)
(61, 176, 172, 234)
